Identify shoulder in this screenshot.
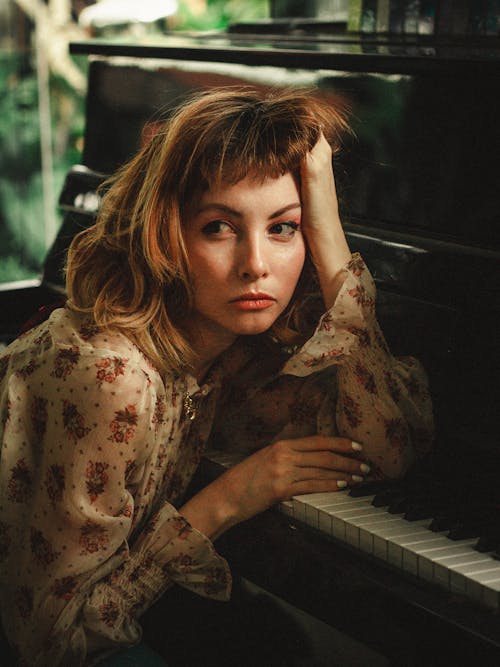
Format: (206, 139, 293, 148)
(1, 308, 164, 397)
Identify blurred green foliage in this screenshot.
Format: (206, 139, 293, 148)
(174, 0, 269, 30)
(0, 0, 267, 284)
(0, 52, 86, 283)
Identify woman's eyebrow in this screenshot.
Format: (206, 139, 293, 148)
(196, 203, 241, 217)
(195, 202, 301, 218)
(269, 203, 301, 219)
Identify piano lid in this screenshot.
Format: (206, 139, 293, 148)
(69, 30, 500, 75)
(71, 32, 500, 253)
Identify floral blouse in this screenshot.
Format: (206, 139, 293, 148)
(0, 254, 433, 666)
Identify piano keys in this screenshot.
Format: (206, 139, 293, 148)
(197, 449, 500, 663)
(206, 448, 500, 612)
(288, 492, 500, 608)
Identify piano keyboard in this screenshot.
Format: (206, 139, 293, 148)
(206, 449, 500, 611)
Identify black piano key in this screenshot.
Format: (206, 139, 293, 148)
(349, 480, 391, 497)
(372, 487, 403, 507)
(448, 524, 481, 541)
(447, 512, 498, 541)
(404, 502, 435, 521)
(388, 496, 411, 514)
(429, 511, 456, 532)
(475, 532, 500, 553)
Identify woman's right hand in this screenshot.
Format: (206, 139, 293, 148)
(180, 436, 370, 539)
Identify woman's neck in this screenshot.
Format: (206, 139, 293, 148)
(188, 329, 238, 384)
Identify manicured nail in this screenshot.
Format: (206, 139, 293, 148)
(337, 480, 348, 489)
(352, 474, 364, 482)
(351, 441, 363, 451)
(360, 463, 371, 474)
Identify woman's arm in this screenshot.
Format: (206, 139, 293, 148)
(300, 132, 352, 309)
(180, 435, 368, 540)
(278, 255, 434, 479)
(0, 337, 228, 666)
(297, 134, 434, 476)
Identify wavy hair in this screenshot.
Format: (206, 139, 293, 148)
(66, 87, 350, 374)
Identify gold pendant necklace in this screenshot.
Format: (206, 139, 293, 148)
(183, 392, 196, 421)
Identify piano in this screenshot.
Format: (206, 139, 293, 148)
(1, 18, 499, 665)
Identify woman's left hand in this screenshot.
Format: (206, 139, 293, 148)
(300, 132, 351, 309)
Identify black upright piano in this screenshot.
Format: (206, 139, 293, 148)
(1, 21, 499, 665)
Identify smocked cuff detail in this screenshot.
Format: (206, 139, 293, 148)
(109, 506, 231, 608)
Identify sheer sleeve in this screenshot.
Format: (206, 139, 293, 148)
(281, 253, 434, 477)
(0, 336, 230, 666)
(210, 254, 433, 479)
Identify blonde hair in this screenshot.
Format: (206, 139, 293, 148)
(66, 87, 350, 374)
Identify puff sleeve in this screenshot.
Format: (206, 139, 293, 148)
(0, 334, 230, 667)
(282, 253, 434, 477)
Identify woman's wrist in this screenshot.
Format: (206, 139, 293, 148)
(308, 228, 351, 309)
(179, 475, 240, 542)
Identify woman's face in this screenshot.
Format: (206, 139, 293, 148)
(182, 172, 306, 351)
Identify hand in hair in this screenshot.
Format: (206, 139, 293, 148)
(300, 132, 352, 309)
(180, 436, 369, 540)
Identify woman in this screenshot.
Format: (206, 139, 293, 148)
(0, 88, 433, 665)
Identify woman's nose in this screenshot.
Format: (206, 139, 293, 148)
(237, 235, 269, 281)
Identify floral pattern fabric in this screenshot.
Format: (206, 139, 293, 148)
(0, 254, 433, 666)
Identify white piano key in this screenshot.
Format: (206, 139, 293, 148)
(433, 561, 451, 589)
(304, 502, 319, 527)
(466, 568, 500, 606)
(387, 531, 444, 568)
(446, 552, 497, 593)
(279, 500, 294, 518)
(483, 578, 500, 610)
(403, 536, 476, 577)
(357, 515, 404, 554)
(291, 491, 352, 524)
(299, 492, 351, 508)
(318, 506, 334, 534)
(370, 520, 431, 562)
(431, 548, 495, 590)
(315, 496, 374, 513)
(343, 507, 394, 548)
(300, 493, 371, 537)
(299, 492, 358, 528)
(417, 540, 477, 583)
(314, 503, 373, 541)
(291, 496, 309, 523)
(450, 558, 500, 578)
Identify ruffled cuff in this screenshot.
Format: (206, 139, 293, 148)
(104, 504, 231, 614)
(155, 513, 232, 601)
(281, 253, 377, 377)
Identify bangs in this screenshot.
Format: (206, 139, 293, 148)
(206, 110, 316, 187)
(177, 88, 348, 202)
(184, 120, 315, 199)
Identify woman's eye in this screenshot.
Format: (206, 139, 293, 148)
(269, 221, 300, 238)
(201, 220, 233, 235)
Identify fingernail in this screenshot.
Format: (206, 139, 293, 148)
(351, 441, 363, 451)
(360, 463, 371, 474)
(352, 474, 364, 482)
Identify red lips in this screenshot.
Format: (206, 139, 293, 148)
(230, 292, 276, 311)
(231, 292, 275, 302)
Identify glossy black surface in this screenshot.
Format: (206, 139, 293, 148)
(70, 32, 500, 74)
(80, 57, 500, 251)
